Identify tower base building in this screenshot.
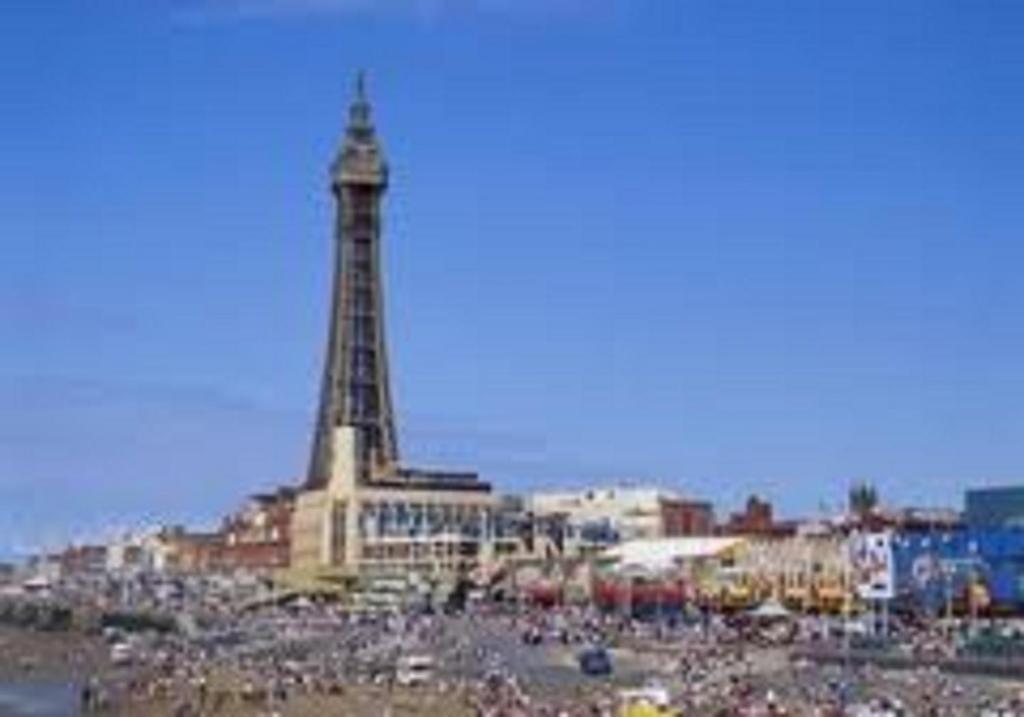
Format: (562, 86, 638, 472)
(291, 427, 495, 581)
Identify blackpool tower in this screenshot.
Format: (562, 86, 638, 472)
(290, 74, 492, 578)
(306, 73, 399, 488)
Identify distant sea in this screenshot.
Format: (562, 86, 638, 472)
(0, 681, 77, 717)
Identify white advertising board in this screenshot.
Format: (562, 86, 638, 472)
(849, 531, 895, 601)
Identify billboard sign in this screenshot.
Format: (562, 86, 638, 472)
(849, 531, 895, 601)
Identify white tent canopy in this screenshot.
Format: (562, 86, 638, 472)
(601, 537, 746, 575)
(747, 598, 791, 619)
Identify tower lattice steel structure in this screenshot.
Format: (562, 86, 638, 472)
(307, 73, 399, 487)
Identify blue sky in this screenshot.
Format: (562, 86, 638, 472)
(2, 0, 1023, 556)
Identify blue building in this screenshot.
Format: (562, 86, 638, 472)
(893, 528, 1024, 614)
(965, 486, 1024, 529)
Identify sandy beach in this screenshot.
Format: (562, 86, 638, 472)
(0, 625, 109, 684)
(0, 624, 480, 716)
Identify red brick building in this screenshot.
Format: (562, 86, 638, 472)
(159, 487, 296, 575)
(659, 498, 714, 536)
(55, 544, 107, 575)
(216, 487, 295, 572)
(720, 495, 796, 537)
(212, 487, 296, 573)
(158, 527, 221, 573)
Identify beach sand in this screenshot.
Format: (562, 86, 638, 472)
(0, 625, 479, 716)
(0, 625, 110, 683)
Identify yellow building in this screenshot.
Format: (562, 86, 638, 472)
(735, 532, 850, 613)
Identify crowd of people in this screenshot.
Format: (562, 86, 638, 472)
(4, 571, 1024, 715)
(63, 602, 1022, 715)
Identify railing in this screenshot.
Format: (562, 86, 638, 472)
(792, 644, 1024, 679)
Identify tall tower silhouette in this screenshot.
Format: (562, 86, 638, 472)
(307, 72, 398, 487)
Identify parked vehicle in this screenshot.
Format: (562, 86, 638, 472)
(395, 654, 434, 686)
(110, 642, 134, 666)
(577, 646, 613, 676)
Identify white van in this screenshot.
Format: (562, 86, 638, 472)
(395, 655, 434, 686)
(110, 642, 134, 666)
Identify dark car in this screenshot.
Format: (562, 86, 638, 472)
(577, 646, 613, 676)
(522, 628, 543, 645)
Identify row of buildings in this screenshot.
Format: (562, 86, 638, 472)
(27, 481, 1024, 613)
(27, 484, 763, 581)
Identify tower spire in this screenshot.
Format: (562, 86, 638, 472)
(356, 68, 366, 101)
(347, 69, 373, 138)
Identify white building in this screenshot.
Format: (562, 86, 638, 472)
(528, 485, 712, 556)
(531, 486, 660, 540)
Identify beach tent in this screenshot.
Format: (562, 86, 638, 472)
(747, 598, 792, 620)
